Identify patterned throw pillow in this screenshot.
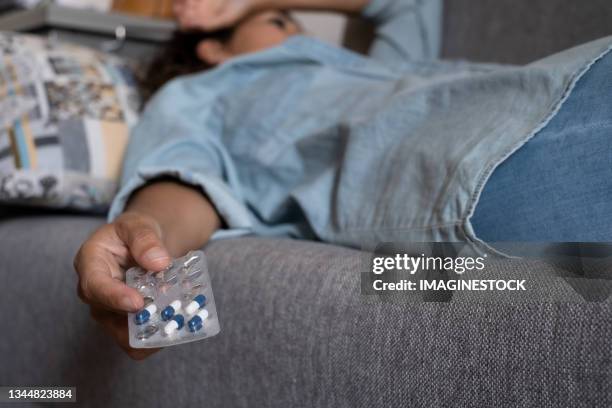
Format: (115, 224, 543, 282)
(0, 32, 140, 212)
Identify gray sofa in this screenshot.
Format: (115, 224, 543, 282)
(2, 1, 612, 407)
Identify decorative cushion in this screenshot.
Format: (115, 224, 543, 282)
(0, 32, 140, 212)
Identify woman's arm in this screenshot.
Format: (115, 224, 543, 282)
(125, 181, 221, 258)
(254, 0, 370, 14)
(73, 181, 220, 360)
(262, 0, 443, 63)
(174, 0, 370, 31)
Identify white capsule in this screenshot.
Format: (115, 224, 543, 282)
(187, 308, 210, 332)
(164, 320, 178, 335)
(161, 300, 182, 321)
(185, 295, 206, 315)
(185, 302, 198, 315)
(197, 309, 209, 321)
(163, 315, 185, 335)
(134, 303, 158, 325)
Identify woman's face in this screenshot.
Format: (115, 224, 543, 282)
(227, 10, 302, 54)
(197, 10, 302, 64)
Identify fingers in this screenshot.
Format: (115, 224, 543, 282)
(75, 242, 143, 313)
(74, 214, 170, 360)
(81, 268, 143, 312)
(115, 213, 171, 272)
(90, 307, 161, 360)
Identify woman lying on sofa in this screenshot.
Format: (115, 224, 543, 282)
(74, 0, 612, 358)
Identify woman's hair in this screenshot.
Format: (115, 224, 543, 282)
(139, 28, 234, 104)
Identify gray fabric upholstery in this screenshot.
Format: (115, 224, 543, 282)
(1, 216, 611, 407)
(345, 0, 612, 64)
(441, 0, 612, 63)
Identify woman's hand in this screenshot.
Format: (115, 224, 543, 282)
(173, 0, 371, 31)
(74, 181, 221, 360)
(173, 0, 253, 31)
(74, 212, 172, 360)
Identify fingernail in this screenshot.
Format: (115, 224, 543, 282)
(121, 296, 137, 311)
(144, 247, 169, 263)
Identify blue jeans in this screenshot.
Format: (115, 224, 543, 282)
(471, 51, 612, 242)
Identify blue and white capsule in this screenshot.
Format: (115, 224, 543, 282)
(187, 309, 210, 332)
(134, 304, 157, 325)
(185, 294, 207, 315)
(163, 314, 185, 335)
(161, 300, 182, 321)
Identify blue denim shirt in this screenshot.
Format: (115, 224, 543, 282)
(109, 0, 612, 252)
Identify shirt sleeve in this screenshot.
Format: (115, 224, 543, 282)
(362, 0, 443, 64)
(107, 78, 253, 238)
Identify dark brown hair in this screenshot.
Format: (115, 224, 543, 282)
(139, 29, 234, 104)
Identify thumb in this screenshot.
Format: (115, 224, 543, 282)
(115, 214, 172, 272)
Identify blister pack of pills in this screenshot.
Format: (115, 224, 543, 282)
(126, 251, 220, 349)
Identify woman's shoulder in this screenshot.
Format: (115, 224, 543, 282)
(144, 35, 398, 112)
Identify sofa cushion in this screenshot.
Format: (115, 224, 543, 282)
(0, 215, 611, 407)
(441, 0, 612, 63)
(0, 32, 139, 212)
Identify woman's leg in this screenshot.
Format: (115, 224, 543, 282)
(471, 50, 612, 242)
